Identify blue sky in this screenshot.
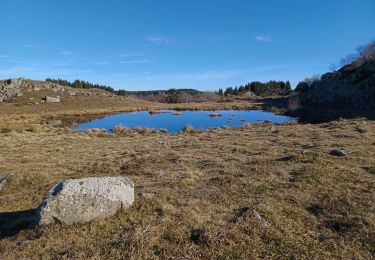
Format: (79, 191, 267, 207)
(0, 0, 374, 90)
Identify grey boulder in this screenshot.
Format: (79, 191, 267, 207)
(36, 176, 134, 225)
(43, 96, 60, 103)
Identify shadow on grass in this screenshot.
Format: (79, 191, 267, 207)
(288, 108, 375, 123)
(0, 209, 37, 239)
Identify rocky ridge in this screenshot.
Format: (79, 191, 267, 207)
(298, 59, 375, 110)
(0, 78, 116, 103)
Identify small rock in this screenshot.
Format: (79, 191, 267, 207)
(208, 112, 222, 117)
(36, 176, 134, 225)
(256, 203, 272, 212)
(355, 126, 367, 133)
(47, 120, 63, 127)
(155, 170, 165, 177)
(0, 173, 14, 192)
(276, 155, 295, 161)
(17, 240, 32, 247)
(330, 148, 352, 157)
(252, 210, 269, 228)
(139, 192, 155, 200)
(362, 167, 375, 175)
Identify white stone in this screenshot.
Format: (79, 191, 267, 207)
(43, 96, 60, 103)
(36, 176, 134, 225)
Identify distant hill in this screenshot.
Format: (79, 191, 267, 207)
(0, 78, 116, 103)
(127, 88, 201, 96)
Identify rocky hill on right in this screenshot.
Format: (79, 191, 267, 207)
(292, 41, 375, 121)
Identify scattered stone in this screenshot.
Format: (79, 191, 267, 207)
(148, 110, 162, 115)
(276, 155, 295, 161)
(36, 176, 134, 225)
(159, 128, 168, 133)
(362, 167, 375, 175)
(17, 240, 32, 247)
(230, 207, 270, 228)
(43, 96, 60, 103)
(155, 170, 165, 177)
(0, 173, 14, 192)
(256, 203, 272, 212)
(172, 111, 183, 115)
(139, 192, 155, 200)
(47, 120, 63, 127)
(330, 148, 353, 157)
(252, 210, 270, 228)
(355, 125, 367, 133)
(208, 112, 222, 117)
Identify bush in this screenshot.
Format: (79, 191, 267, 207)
(166, 89, 180, 103)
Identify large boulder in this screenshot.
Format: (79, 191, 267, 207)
(36, 177, 134, 225)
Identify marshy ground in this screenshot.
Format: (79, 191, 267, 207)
(0, 97, 374, 259)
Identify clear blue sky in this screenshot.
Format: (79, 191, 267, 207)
(0, 0, 374, 90)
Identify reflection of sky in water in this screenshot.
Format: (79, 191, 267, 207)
(73, 110, 295, 133)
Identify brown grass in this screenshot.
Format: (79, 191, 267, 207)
(0, 95, 374, 259)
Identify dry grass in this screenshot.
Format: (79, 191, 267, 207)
(0, 96, 374, 259)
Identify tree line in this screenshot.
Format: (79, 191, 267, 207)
(219, 80, 291, 96)
(45, 78, 127, 95)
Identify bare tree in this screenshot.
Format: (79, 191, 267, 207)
(339, 40, 375, 67)
(357, 40, 375, 62)
(303, 74, 321, 87)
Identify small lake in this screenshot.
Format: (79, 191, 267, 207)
(73, 110, 295, 133)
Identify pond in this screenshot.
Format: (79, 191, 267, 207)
(73, 110, 295, 133)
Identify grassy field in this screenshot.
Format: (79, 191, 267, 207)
(0, 95, 374, 259)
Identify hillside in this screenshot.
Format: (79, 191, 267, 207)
(0, 78, 116, 104)
(291, 41, 375, 115)
(297, 60, 375, 110)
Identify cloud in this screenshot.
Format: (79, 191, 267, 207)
(60, 51, 72, 55)
(146, 35, 172, 45)
(254, 35, 274, 42)
(119, 59, 149, 64)
(0, 55, 9, 58)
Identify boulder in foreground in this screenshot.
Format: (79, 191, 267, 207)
(36, 176, 134, 225)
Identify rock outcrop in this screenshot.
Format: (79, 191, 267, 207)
(297, 60, 375, 110)
(0, 78, 24, 102)
(36, 177, 134, 225)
